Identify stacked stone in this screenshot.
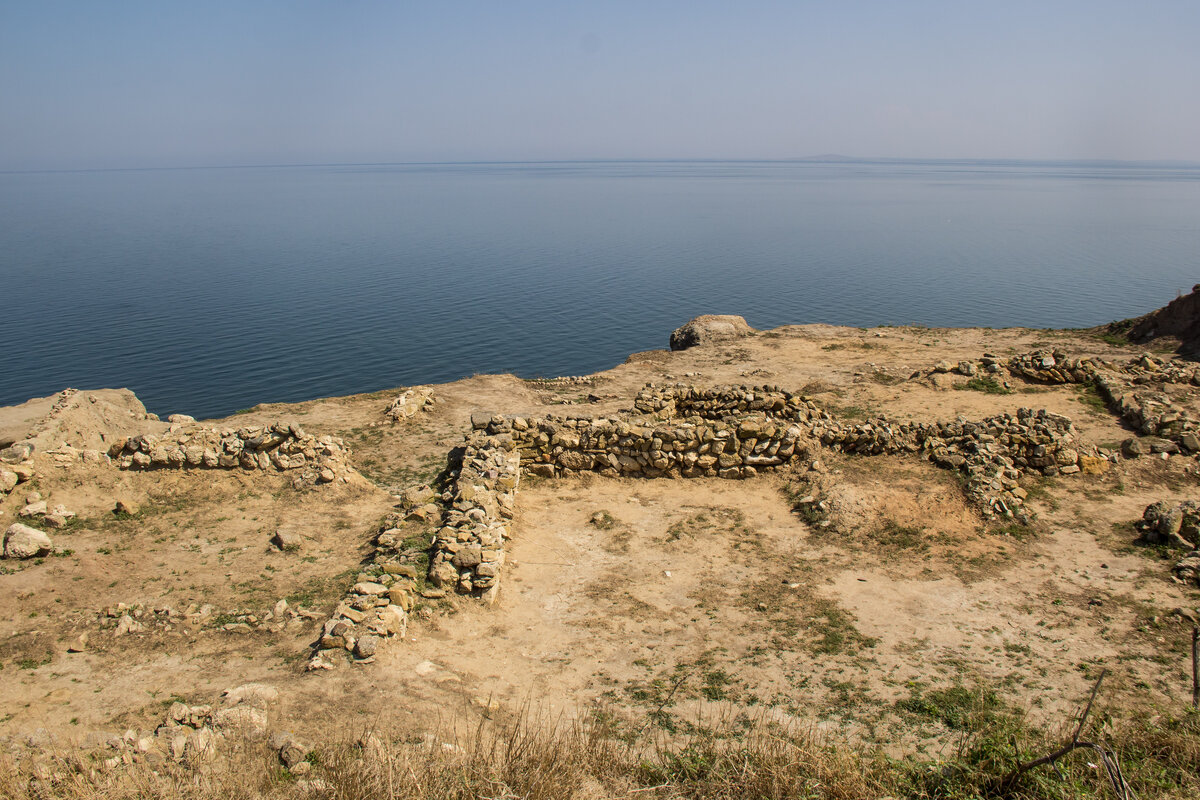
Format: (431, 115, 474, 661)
(309, 530, 412, 668)
(109, 423, 353, 485)
(634, 383, 830, 424)
(1138, 500, 1200, 550)
(809, 408, 1088, 518)
(502, 413, 810, 480)
(1092, 374, 1200, 449)
(427, 420, 521, 602)
(1116, 354, 1200, 385)
(0, 441, 36, 502)
(1006, 351, 1102, 384)
(384, 387, 435, 421)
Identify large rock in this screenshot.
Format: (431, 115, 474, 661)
(3, 523, 52, 559)
(669, 315, 756, 351)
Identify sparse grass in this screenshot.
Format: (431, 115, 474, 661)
(955, 375, 1013, 395)
(1075, 380, 1112, 415)
(822, 340, 879, 352)
(588, 510, 618, 530)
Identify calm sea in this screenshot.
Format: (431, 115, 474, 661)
(1, 160, 1198, 420)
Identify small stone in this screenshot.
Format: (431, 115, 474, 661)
(1121, 438, 1146, 458)
(67, 633, 89, 652)
(222, 683, 279, 708)
(211, 706, 268, 738)
(0, 442, 34, 464)
(18, 500, 47, 518)
(113, 498, 140, 516)
(271, 530, 302, 551)
(353, 635, 379, 659)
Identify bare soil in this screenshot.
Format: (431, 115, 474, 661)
(2, 323, 1197, 764)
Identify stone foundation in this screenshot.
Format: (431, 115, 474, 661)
(109, 423, 355, 486)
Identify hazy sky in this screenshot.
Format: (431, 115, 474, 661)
(3, 1, 1198, 169)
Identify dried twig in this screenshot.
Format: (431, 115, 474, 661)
(1001, 669, 1134, 799)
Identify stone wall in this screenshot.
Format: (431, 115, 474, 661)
(109, 423, 354, 486)
(917, 350, 1200, 454)
(427, 429, 521, 601)
(500, 413, 811, 480)
(633, 383, 829, 424)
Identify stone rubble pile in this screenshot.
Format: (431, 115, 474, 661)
(1138, 500, 1200, 588)
(133, 683, 309, 770)
(307, 505, 435, 670)
(633, 383, 830, 424)
(917, 350, 1200, 455)
(108, 422, 355, 486)
(1093, 374, 1200, 450)
(384, 387, 435, 421)
(428, 421, 521, 600)
(0, 442, 36, 502)
(93, 599, 317, 639)
(1174, 552, 1200, 587)
(1137, 500, 1200, 550)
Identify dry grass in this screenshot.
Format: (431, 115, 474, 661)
(2, 701, 1198, 800)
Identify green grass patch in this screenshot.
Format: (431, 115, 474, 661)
(955, 375, 1012, 395)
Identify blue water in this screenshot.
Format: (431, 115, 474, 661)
(2, 160, 1198, 420)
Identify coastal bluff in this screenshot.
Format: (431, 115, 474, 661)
(2, 293, 1200, 798)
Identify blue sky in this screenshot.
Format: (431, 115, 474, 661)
(2, 1, 1198, 169)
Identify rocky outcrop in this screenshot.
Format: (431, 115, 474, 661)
(1113, 285, 1200, 354)
(109, 422, 354, 486)
(669, 315, 756, 351)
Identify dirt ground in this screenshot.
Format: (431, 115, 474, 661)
(2, 322, 1198, 760)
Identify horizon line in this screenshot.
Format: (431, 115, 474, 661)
(4, 154, 1200, 176)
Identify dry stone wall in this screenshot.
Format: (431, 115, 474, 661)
(917, 350, 1200, 455)
(109, 423, 355, 486)
(428, 428, 520, 601)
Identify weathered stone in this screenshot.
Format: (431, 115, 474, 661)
(353, 635, 379, 659)
(1121, 438, 1146, 458)
(3, 523, 52, 559)
(451, 545, 483, 569)
(669, 315, 755, 350)
(222, 683, 279, 708)
(18, 500, 47, 518)
(212, 706, 268, 738)
(271, 530, 302, 551)
(0, 442, 34, 464)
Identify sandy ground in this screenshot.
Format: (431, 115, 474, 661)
(1, 322, 1197, 755)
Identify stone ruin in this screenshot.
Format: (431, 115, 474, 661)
(108, 422, 355, 486)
